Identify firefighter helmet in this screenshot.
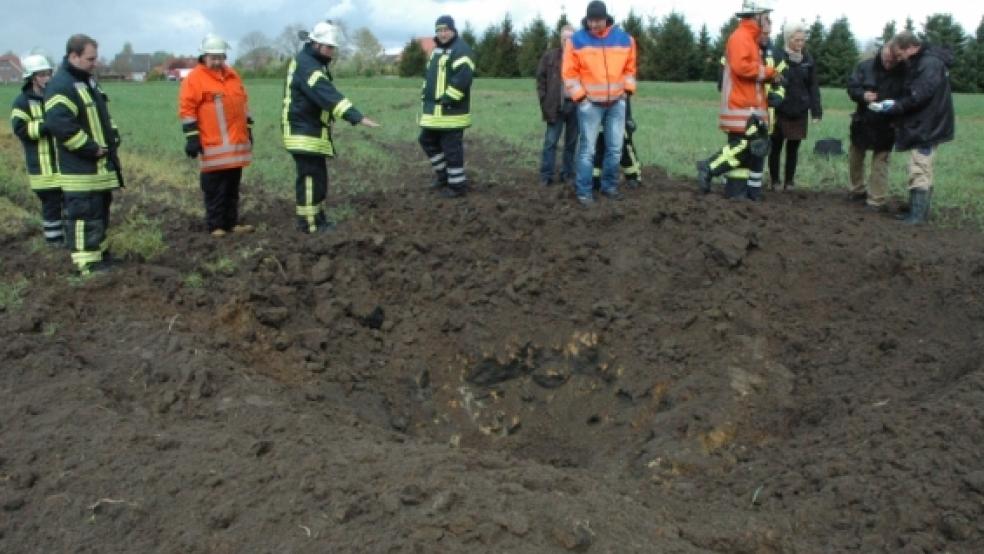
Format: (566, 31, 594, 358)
(21, 54, 52, 78)
(736, 0, 773, 16)
(199, 34, 230, 55)
(307, 21, 342, 47)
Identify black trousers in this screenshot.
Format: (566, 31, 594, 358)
(201, 168, 242, 232)
(292, 153, 330, 233)
(769, 131, 801, 185)
(35, 189, 64, 243)
(64, 190, 112, 270)
(419, 128, 465, 188)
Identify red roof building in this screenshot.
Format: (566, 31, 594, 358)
(0, 55, 24, 83)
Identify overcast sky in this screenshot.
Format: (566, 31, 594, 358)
(3, 1, 980, 62)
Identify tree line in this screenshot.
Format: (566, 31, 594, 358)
(398, 11, 984, 93)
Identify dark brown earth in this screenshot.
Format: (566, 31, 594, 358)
(2, 150, 984, 553)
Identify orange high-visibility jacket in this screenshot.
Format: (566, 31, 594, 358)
(719, 19, 776, 133)
(179, 64, 252, 172)
(562, 24, 637, 104)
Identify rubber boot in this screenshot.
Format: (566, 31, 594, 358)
(903, 189, 930, 225)
(723, 178, 747, 200)
(746, 185, 763, 202)
(430, 172, 448, 190)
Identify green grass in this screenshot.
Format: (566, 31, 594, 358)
(0, 277, 28, 311)
(2, 77, 983, 225)
(109, 212, 168, 261)
(203, 256, 237, 276)
(183, 272, 205, 289)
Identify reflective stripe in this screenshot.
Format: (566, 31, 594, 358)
(181, 117, 197, 125)
(435, 54, 449, 100)
(429, 153, 445, 163)
(10, 108, 30, 121)
(282, 59, 296, 139)
(75, 219, 85, 251)
(625, 143, 640, 175)
(202, 143, 252, 157)
(64, 130, 89, 150)
(726, 168, 750, 178)
(419, 113, 471, 129)
(451, 56, 475, 70)
(55, 173, 117, 191)
(29, 175, 59, 190)
(332, 98, 353, 120)
(709, 141, 748, 171)
(213, 94, 231, 150)
(200, 153, 252, 169)
(28, 100, 56, 180)
(445, 86, 464, 101)
(44, 95, 77, 115)
(27, 121, 41, 140)
(307, 70, 325, 88)
(284, 135, 333, 156)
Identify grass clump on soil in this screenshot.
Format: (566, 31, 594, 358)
(0, 277, 28, 311)
(183, 272, 205, 289)
(203, 256, 237, 276)
(109, 213, 168, 262)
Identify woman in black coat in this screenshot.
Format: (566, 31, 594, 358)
(769, 23, 822, 190)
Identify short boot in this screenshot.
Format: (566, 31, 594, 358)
(430, 172, 448, 190)
(902, 189, 930, 225)
(746, 185, 763, 202)
(441, 182, 467, 198)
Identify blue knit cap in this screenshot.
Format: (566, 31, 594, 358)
(435, 15, 456, 32)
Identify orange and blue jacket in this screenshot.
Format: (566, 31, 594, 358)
(719, 19, 776, 133)
(562, 23, 637, 104)
(179, 63, 252, 172)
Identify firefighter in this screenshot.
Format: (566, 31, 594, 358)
(10, 54, 62, 246)
(591, 96, 641, 189)
(282, 21, 379, 233)
(696, 1, 780, 201)
(179, 34, 254, 237)
(419, 15, 475, 198)
(44, 34, 122, 275)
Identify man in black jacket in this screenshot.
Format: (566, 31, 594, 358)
(419, 15, 475, 198)
(845, 43, 904, 211)
(536, 25, 577, 186)
(44, 34, 121, 274)
(282, 21, 379, 234)
(873, 31, 955, 225)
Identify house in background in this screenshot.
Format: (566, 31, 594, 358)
(0, 55, 24, 83)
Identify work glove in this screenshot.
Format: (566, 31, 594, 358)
(867, 99, 896, 113)
(185, 135, 201, 158)
(247, 117, 254, 146)
(625, 118, 637, 133)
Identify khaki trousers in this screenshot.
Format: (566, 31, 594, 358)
(907, 146, 936, 191)
(848, 144, 891, 207)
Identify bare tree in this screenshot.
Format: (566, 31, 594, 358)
(277, 23, 306, 59)
(236, 30, 276, 72)
(351, 27, 384, 75)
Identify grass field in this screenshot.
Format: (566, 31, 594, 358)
(2, 77, 983, 225)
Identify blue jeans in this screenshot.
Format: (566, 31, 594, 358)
(539, 100, 578, 182)
(575, 98, 626, 197)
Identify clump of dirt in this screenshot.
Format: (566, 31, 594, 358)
(2, 158, 984, 552)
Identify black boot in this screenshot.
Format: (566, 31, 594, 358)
(746, 185, 763, 202)
(696, 161, 712, 193)
(723, 178, 747, 200)
(430, 172, 448, 190)
(903, 189, 930, 225)
(441, 183, 467, 198)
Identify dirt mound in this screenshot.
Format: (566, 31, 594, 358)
(2, 165, 984, 552)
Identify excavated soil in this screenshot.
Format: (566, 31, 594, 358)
(2, 151, 984, 553)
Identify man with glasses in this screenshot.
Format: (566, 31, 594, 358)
(697, 1, 781, 201)
(10, 54, 62, 246)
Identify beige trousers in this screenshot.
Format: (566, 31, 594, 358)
(907, 146, 937, 191)
(848, 144, 891, 206)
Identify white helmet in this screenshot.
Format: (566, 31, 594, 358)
(307, 21, 342, 47)
(21, 54, 52, 78)
(199, 34, 230, 55)
(736, 0, 773, 16)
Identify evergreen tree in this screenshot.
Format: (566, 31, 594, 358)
(881, 21, 897, 45)
(551, 12, 572, 48)
(818, 17, 859, 87)
(398, 37, 427, 78)
(904, 17, 915, 32)
(517, 16, 550, 77)
(641, 16, 663, 80)
(650, 13, 696, 82)
(696, 24, 717, 82)
(494, 14, 520, 77)
(461, 23, 477, 51)
(805, 17, 826, 60)
(920, 14, 966, 51)
(475, 23, 500, 76)
(964, 16, 984, 92)
(621, 10, 649, 79)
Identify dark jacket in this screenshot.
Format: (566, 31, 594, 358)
(10, 82, 58, 190)
(846, 53, 905, 151)
(776, 50, 821, 120)
(420, 33, 474, 129)
(281, 43, 363, 157)
(893, 45, 955, 151)
(43, 59, 120, 192)
(536, 47, 569, 123)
